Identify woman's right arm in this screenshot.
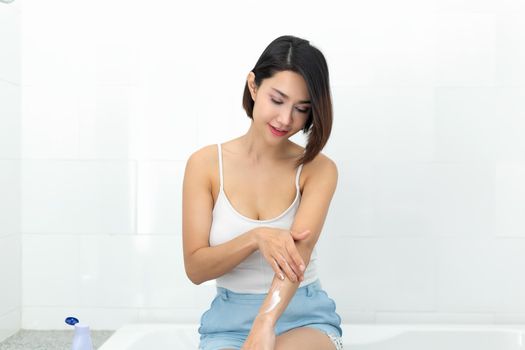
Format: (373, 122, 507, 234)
(182, 146, 308, 285)
(182, 147, 260, 285)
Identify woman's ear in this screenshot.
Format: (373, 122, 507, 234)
(247, 72, 258, 101)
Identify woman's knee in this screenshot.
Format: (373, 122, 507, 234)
(275, 327, 336, 350)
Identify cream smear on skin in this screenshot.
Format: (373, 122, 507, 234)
(263, 289, 282, 314)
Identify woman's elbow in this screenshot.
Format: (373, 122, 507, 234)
(184, 261, 209, 285)
(185, 268, 204, 285)
(184, 258, 202, 285)
(188, 275, 203, 285)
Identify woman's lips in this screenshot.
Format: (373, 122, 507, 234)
(269, 124, 288, 136)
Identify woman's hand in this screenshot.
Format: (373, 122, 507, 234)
(241, 315, 276, 350)
(254, 227, 311, 282)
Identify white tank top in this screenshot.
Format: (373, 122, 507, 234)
(209, 143, 319, 293)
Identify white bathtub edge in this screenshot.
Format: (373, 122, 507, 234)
(99, 323, 525, 349)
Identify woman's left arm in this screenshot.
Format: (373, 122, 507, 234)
(242, 156, 338, 350)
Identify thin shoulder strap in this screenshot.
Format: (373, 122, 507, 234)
(295, 163, 304, 190)
(295, 148, 307, 190)
(217, 143, 224, 191)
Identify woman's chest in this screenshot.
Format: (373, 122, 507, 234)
(212, 165, 304, 221)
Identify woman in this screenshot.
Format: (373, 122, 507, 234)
(182, 35, 343, 350)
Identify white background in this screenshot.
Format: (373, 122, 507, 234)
(1, 0, 525, 336)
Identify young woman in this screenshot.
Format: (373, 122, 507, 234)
(182, 35, 343, 350)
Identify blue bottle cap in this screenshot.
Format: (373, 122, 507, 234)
(65, 317, 79, 326)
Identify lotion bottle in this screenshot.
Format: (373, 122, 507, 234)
(65, 316, 94, 350)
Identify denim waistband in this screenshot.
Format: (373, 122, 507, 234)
(215, 279, 322, 301)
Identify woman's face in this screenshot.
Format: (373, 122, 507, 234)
(248, 70, 311, 141)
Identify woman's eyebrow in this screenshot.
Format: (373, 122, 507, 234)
(271, 87, 311, 104)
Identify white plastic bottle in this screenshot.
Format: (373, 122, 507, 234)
(66, 317, 94, 350)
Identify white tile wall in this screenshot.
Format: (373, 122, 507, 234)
(0, 83, 20, 159)
(136, 161, 185, 234)
(494, 162, 525, 237)
(0, 235, 21, 316)
(325, 161, 494, 237)
(320, 13, 437, 88)
(329, 87, 436, 162)
(437, 238, 525, 313)
(21, 160, 136, 234)
(0, 160, 20, 239)
(435, 13, 497, 87)
(0, 1, 21, 341)
(0, 310, 20, 342)
(495, 15, 525, 86)
(317, 236, 438, 312)
(434, 87, 525, 161)
(0, 5, 20, 84)
(11, 0, 525, 330)
(22, 234, 216, 328)
(22, 307, 138, 330)
(376, 312, 495, 324)
(21, 85, 80, 159)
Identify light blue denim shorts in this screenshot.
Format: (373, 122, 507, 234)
(198, 279, 343, 350)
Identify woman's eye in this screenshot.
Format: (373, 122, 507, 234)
(271, 97, 309, 113)
(296, 107, 310, 114)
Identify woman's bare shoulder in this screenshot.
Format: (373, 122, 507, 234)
(184, 144, 219, 186)
(186, 144, 217, 164)
(304, 151, 336, 168)
(303, 152, 337, 181)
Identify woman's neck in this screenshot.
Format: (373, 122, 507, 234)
(235, 127, 293, 165)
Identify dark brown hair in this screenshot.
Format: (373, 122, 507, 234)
(242, 35, 333, 167)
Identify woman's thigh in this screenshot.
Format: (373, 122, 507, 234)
(275, 326, 335, 350)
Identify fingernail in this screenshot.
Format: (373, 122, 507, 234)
(300, 264, 305, 271)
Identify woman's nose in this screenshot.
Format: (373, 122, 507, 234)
(277, 108, 294, 127)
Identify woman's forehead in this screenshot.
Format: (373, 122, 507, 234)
(262, 71, 310, 102)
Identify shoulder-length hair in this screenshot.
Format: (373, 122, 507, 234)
(242, 35, 333, 168)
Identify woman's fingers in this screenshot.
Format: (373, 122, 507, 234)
(272, 259, 285, 280)
(276, 253, 298, 282)
(286, 242, 306, 276)
(290, 229, 311, 241)
(258, 228, 311, 282)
